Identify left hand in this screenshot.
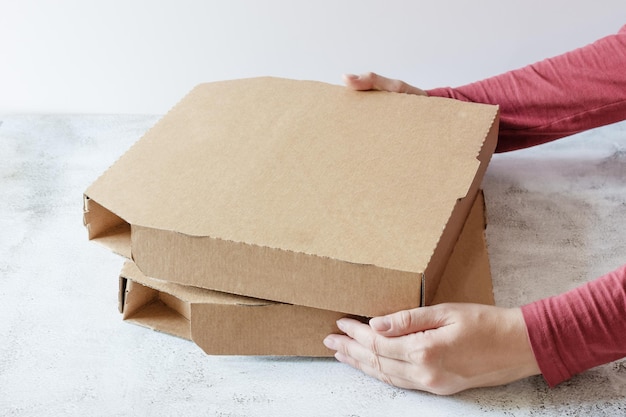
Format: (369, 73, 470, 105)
(323, 303, 540, 395)
(343, 72, 427, 96)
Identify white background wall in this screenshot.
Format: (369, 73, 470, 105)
(1, 0, 623, 114)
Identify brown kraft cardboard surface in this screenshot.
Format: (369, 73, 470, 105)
(85, 77, 499, 317)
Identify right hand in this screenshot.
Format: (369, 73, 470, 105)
(343, 72, 427, 96)
(323, 303, 540, 395)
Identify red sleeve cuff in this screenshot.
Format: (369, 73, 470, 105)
(522, 264, 626, 387)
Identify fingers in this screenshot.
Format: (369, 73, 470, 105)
(323, 326, 418, 390)
(326, 317, 414, 361)
(342, 73, 376, 91)
(342, 72, 427, 96)
(323, 318, 445, 393)
(370, 306, 447, 337)
(334, 346, 418, 390)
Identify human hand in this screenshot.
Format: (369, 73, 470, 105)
(343, 72, 428, 96)
(323, 303, 540, 395)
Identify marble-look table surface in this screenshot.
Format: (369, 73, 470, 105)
(1, 115, 625, 416)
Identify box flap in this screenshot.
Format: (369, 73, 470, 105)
(120, 261, 345, 356)
(120, 261, 273, 306)
(87, 77, 498, 316)
(432, 190, 494, 305)
(84, 197, 130, 258)
(119, 277, 191, 340)
(190, 302, 344, 356)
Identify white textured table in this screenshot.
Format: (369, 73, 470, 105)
(1, 115, 625, 416)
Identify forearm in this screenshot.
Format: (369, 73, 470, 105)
(521, 264, 626, 387)
(427, 25, 626, 152)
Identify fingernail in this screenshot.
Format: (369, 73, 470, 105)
(343, 73, 359, 80)
(370, 316, 391, 332)
(336, 319, 347, 332)
(323, 336, 336, 350)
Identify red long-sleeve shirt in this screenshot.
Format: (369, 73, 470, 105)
(427, 25, 626, 387)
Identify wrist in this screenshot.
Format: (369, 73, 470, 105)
(505, 307, 541, 379)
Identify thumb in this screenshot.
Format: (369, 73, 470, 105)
(370, 306, 444, 337)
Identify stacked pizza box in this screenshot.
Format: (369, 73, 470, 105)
(83, 77, 498, 356)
